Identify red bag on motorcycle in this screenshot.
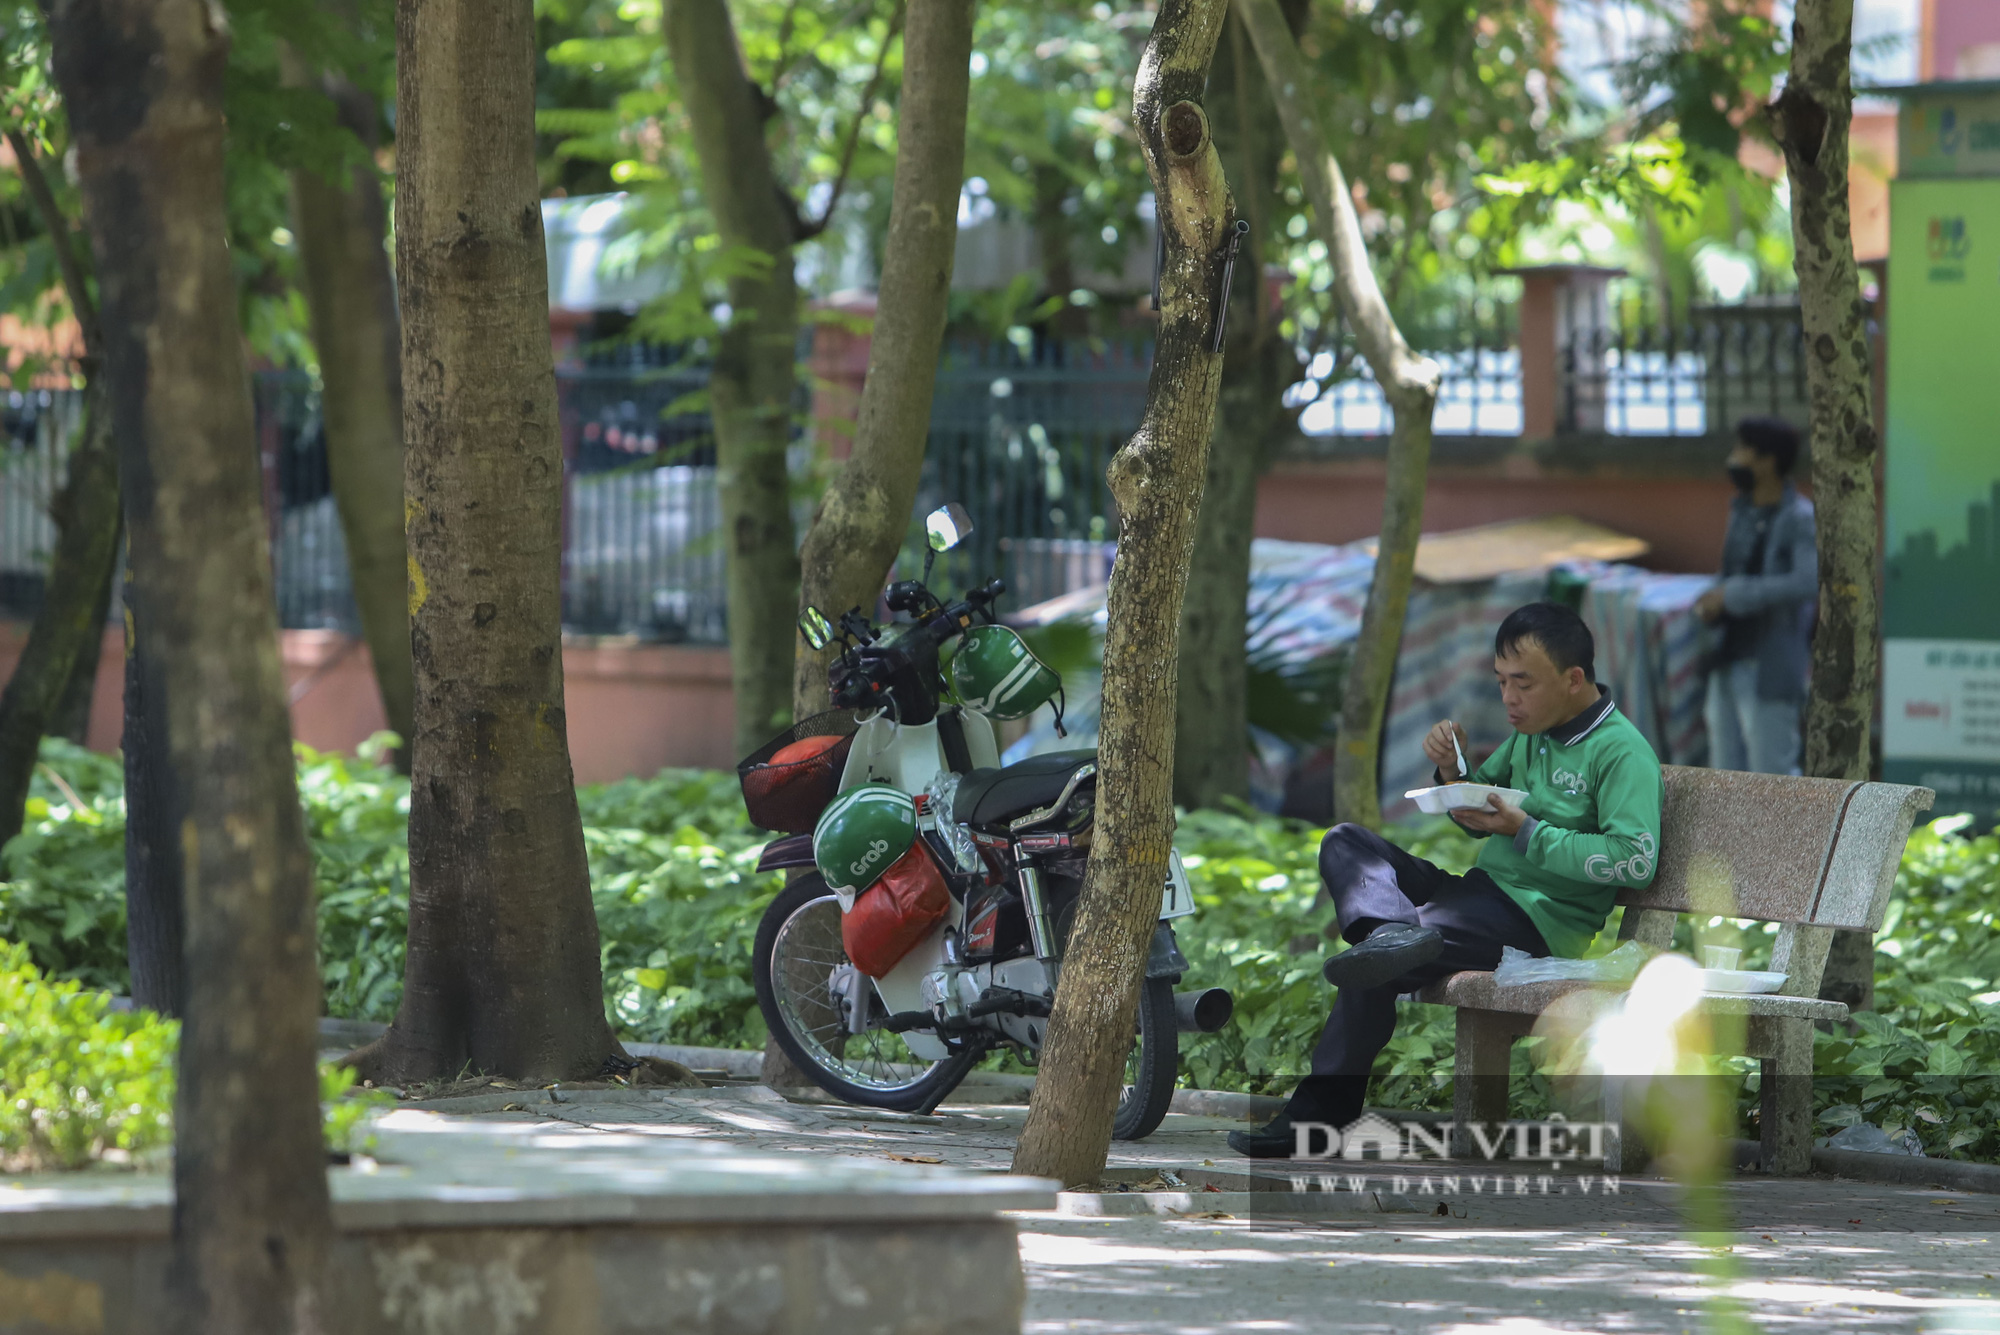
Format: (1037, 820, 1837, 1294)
(842, 842, 951, 978)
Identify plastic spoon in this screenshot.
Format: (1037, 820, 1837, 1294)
(1451, 728, 1468, 781)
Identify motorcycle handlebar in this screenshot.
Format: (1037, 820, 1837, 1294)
(830, 577, 1007, 691)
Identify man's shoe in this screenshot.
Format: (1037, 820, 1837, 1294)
(1228, 1113, 1306, 1159)
(1321, 923, 1443, 991)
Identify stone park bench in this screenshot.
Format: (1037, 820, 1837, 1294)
(1417, 766, 1935, 1175)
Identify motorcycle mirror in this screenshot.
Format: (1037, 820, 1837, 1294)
(797, 606, 834, 651)
(925, 503, 973, 554)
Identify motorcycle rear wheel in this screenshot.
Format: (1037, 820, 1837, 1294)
(753, 874, 976, 1112)
(1111, 976, 1177, 1141)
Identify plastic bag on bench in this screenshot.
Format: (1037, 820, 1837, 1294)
(1493, 939, 1650, 988)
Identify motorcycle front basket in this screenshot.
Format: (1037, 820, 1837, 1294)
(737, 710, 862, 834)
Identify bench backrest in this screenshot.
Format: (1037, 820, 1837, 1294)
(1616, 767, 1935, 931)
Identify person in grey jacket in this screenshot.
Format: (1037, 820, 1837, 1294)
(1693, 416, 1817, 774)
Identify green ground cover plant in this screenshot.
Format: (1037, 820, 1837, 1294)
(5, 740, 1996, 1161)
(0, 940, 386, 1171)
(0, 939, 176, 1171)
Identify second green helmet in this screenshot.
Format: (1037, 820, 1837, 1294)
(813, 783, 917, 894)
(951, 624, 1061, 721)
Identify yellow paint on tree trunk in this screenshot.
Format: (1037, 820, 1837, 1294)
(407, 553, 428, 617)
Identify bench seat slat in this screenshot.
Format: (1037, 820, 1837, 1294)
(1416, 969, 1849, 1023)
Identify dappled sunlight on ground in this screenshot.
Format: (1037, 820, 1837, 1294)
(1018, 1218, 2000, 1334)
(367, 1094, 2000, 1334)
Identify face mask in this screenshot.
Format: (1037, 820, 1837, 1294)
(1727, 465, 1756, 493)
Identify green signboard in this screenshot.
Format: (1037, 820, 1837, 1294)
(1883, 177, 2000, 820)
(1897, 86, 2000, 179)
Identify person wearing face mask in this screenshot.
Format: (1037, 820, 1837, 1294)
(1691, 415, 1817, 775)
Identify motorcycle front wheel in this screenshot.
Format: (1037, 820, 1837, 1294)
(753, 874, 976, 1113)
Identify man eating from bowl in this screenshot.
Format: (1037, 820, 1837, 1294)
(1230, 601, 1664, 1158)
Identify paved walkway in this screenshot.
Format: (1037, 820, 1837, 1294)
(393, 1087, 2000, 1334)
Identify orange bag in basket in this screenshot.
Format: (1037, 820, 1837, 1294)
(770, 734, 844, 768)
(842, 842, 950, 978)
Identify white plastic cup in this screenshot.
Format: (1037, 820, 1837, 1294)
(1702, 946, 1742, 972)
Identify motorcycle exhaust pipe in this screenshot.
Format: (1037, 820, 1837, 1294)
(1175, 987, 1234, 1034)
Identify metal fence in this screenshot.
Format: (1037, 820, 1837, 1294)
(0, 389, 85, 618)
(1295, 300, 1523, 438)
(0, 293, 1812, 641)
(556, 351, 726, 639)
(257, 360, 729, 640)
(1560, 295, 1810, 436)
(1285, 287, 1809, 445)
(912, 339, 1145, 606)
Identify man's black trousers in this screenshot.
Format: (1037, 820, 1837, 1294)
(1286, 822, 1549, 1127)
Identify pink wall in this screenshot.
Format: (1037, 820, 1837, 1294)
(0, 624, 740, 783)
(1926, 0, 2000, 80)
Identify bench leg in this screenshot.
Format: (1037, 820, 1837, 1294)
(1450, 1008, 1514, 1159)
(1601, 1079, 1647, 1174)
(1760, 1019, 1814, 1175)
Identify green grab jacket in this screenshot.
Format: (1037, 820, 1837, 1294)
(1460, 691, 1665, 958)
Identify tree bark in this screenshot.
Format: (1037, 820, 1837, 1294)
(1171, 5, 1300, 811)
(1770, 0, 1880, 1012)
(47, 540, 115, 746)
(350, 0, 622, 1085)
(0, 132, 123, 845)
(791, 0, 974, 719)
(665, 0, 804, 756)
(121, 575, 185, 1017)
(286, 63, 417, 769)
(48, 2, 333, 1331)
(1011, 0, 1233, 1187)
(1238, 0, 1440, 828)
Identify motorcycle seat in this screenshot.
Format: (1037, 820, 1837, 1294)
(953, 749, 1097, 829)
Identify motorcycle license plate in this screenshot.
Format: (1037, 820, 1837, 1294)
(1160, 848, 1195, 919)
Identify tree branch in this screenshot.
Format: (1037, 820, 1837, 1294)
(796, 0, 905, 242)
(1236, 0, 1439, 827)
(4, 128, 100, 356)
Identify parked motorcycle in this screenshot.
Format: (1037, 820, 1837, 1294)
(741, 505, 1232, 1137)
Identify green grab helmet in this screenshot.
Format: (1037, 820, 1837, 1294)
(951, 624, 1061, 722)
(813, 783, 917, 894)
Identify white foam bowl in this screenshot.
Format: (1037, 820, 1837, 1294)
(1403, 783, 1529, 815)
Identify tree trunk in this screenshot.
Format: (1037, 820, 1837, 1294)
(1238, 0, 1440, 829)
(1771, 0, 1881, 1012)
(48, 533, 116, 746)
(665, 0, 804, 756)
(0, 386, 120, 846)
(791, 0, 974, 720)
(48, 2, 333, 1331)
(0, 132, 123, 845)
(350, 0, 622, 1085)
(1011, 0, 1233, 1187)
(121, 577, 185, 1017)
(287, 64, 417, 769)
(1171, 5, 1299, 811)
